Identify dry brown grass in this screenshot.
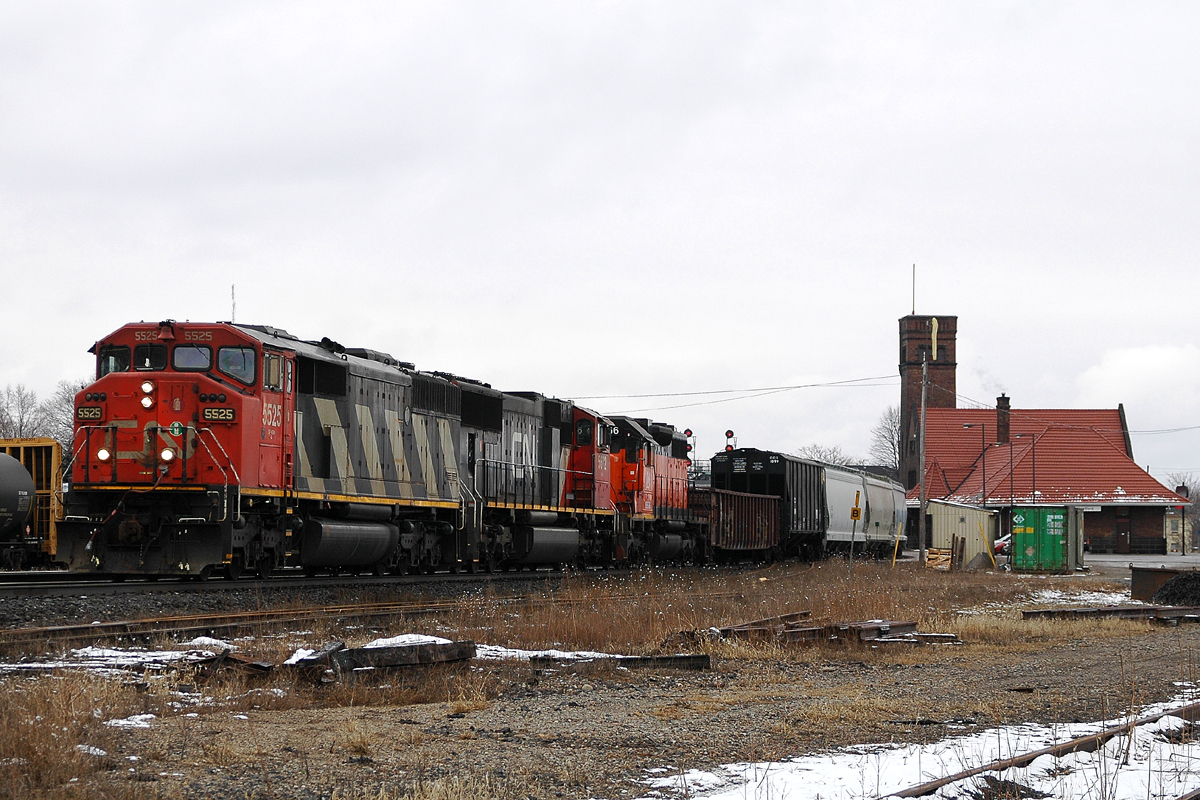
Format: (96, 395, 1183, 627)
(0, 560, 1144, 799)
(0, 671, 153, 800)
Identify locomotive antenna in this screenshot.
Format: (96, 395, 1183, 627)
(231, 285, 236, 323)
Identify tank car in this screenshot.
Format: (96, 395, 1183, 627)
(0, 439, 61, 569)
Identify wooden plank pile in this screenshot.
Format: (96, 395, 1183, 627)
(712, 613, 959, 647)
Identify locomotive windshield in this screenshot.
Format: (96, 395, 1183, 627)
(96, 345, 130, 377)
(218, 346, 256, 385)
(173, 344, 212, 371)
(133, 343, 167, 371)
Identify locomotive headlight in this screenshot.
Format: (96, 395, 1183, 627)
(140, 381, 155, 394)
(96, 448, 111, 462)
(140, 396, 155, 409)
(159, 448, 175, 462)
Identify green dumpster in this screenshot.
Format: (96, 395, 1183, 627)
(1011, 508, 1067, 572)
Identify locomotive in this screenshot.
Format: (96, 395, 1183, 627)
(57, 321, 697, 578)
(56, 320, 905, 578)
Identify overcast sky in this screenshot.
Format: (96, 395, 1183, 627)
(2, 2, 1198, 479)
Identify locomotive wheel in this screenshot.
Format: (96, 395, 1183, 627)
(255, 557, 273, 580)
(467, 559, 478, 574)
(224, 561, 241, 581)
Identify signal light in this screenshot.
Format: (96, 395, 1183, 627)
(725, 430, 734, 439)
(683, 429, 692, 438)
(725, 444, 734, 452)
(686, 443, 692, 452)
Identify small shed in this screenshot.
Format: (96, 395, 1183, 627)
(929, 499, 998, 568)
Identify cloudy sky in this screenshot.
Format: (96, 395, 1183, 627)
(2, 2, 1198, 479)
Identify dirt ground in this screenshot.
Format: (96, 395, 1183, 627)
(102, 620, 1200, 799)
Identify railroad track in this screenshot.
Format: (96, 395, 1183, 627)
(0, 590, 747, 654)
(0, 565, 621, 598)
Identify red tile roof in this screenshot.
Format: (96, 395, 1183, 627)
(906, 407, 1186, 507)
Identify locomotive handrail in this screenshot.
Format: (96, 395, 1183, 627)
(477, 458, 595, 509)
(193, 427, 239, 523)
(456, 475, 483, 532)
(58, 425, 118, 508)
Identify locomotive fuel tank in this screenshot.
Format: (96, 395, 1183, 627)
(509, 525, 580, 564)
(300, 518, 400, 568)
(0, 454, 34, 539)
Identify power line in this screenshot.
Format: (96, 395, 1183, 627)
(597, 377, 900, 415)
(572, 374, 899, 401)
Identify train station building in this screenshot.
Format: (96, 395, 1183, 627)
(898, 315, 1187, 555)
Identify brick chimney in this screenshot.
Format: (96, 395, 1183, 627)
(996, 394, 1010, 444)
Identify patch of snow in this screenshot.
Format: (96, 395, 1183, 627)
(362, 634, 452, 648)
(637, 692, 1200, 800)
(105, 714, 155, 729)
(75, 745, 107, 757)
(184, 636, 235, 650)
(232, 714, 249, 720)
(474, 644, 626, 661)
(283, 648, 315, 665)
(1030, 588, 1139, 606)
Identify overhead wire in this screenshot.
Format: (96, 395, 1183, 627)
(578, 375, 900, 415)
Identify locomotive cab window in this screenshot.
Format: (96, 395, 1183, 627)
(172, 344, 212, 371)
(97, 345, 130, 377)
(133, 343, 167, 371)
(217, 346, 256, 385)
(575, 419, 593, 447)
(263, 353, 283, 391)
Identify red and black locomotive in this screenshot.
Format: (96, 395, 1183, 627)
(57, 321, 701, 578)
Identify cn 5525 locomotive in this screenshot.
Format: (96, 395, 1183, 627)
(57, 321, 699, 578)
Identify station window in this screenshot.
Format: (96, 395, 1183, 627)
(217, 346, 256, 385)
(133, 343, 167, 371)
(172, 344, 212, 371)
(97, 345, 130, 378)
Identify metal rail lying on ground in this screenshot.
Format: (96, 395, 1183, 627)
(1023, 605, 1200, 622)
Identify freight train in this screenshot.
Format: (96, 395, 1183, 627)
(55, 321, 903, 578)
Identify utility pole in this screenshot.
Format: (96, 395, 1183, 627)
(918, 355, 928, 565)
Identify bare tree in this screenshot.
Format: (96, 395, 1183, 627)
(795, 443, 857, 466)
(1167, 472, 1200, 552)
(869, 405, 902, 471)
(39, 378, 90, 449)
(0, 385, 47, 438)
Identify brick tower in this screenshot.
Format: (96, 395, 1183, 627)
(898, 315, 957, 489)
